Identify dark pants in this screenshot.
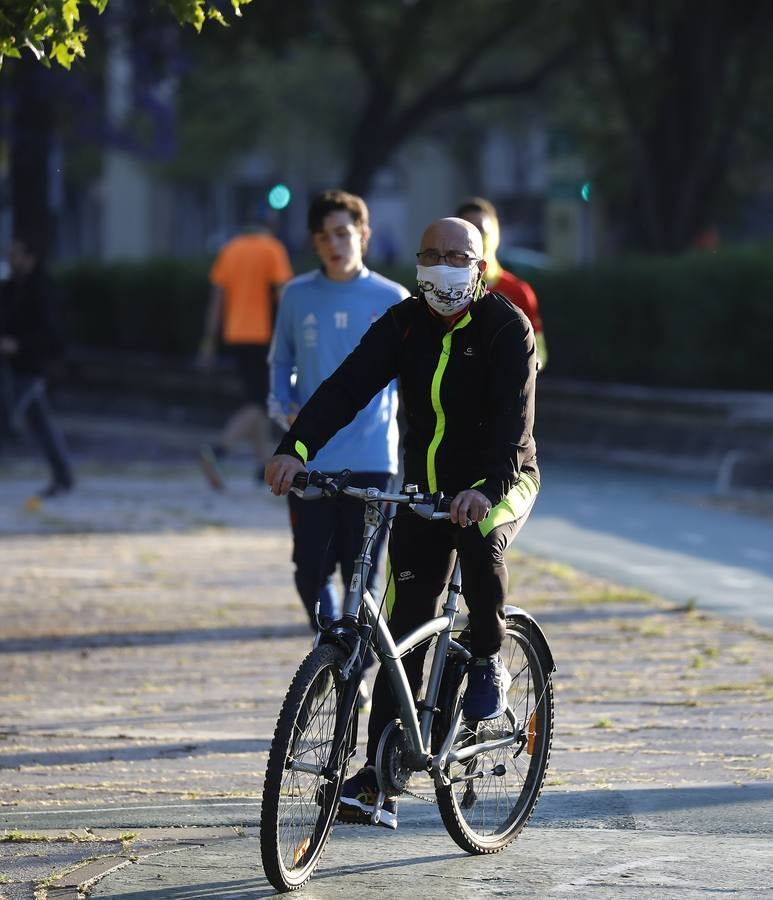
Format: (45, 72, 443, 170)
(366, 506, 530, 764)
(287, 471, 393, 628)
(3, 373, 73, 488)
(229, 344, 269, 408)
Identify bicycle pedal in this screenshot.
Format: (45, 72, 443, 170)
(335, 804, 372, 826)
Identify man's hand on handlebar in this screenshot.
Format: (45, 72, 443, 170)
(450, 489, 491, 527)
(265, 454, 306, 496)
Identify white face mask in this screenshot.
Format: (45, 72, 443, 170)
(416, 264, 478, 315)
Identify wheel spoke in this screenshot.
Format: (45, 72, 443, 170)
(261, 645, 356, 890)
(436, 623, 553, 853)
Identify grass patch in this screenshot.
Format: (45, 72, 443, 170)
(592, 717, 613, 729)
(0, 831, 46, 843)
(639, 623, 667, 637)
(699, 676, 773, 694)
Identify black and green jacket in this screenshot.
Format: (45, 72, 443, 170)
(276, 290, 538, 509)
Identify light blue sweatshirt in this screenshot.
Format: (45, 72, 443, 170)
(268, 267, 409, 473)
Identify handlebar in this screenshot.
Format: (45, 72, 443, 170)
(290, 469, 453, 520)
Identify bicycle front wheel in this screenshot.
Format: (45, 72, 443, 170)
(260, 644, 356, 891)
(436, 618, 554, 854)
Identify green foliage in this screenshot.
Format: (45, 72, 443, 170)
(167, 0, 575, 191)
(528, 245, 773, 390)
(0, 0, 251, 69)
(551, 2, 773, 251)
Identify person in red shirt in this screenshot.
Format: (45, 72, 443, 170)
(456, 197, 548, 370)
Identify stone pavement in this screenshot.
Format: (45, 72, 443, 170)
(0, 420, 771, 898)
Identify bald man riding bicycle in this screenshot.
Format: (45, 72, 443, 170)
(266, 216, 539, 829)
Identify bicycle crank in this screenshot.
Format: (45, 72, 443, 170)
(374, 719, 412, 796)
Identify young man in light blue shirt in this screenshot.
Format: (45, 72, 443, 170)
(268, 190, 408, 705)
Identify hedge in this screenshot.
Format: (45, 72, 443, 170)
(56, 258, 212, 356)
(527, 245, 773, 390)
(55, 246, 773, 389)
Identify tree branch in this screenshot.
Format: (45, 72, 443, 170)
(674, 5, 773, 240)
(452, 43, 577, 104)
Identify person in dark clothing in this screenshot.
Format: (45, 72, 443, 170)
(265, 217, 539, 830)
(0, 236, 74, 498)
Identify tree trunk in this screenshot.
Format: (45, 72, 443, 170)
(597, 2, 771, 253)
(9, 61, 54, 254)
(341, 89, 398, 197)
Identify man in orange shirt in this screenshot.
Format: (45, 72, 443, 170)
(456, 197, 548, 370)
(197, 217, 293, 489)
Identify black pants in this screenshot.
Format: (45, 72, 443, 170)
(366, 506, 530, 764)
(3, 374, 73, 488)
(229, 343, 269, 408)
(287, 471, 393, 628)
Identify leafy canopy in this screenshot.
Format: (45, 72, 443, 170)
(0, 0, 252, 69)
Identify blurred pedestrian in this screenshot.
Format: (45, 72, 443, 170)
(197, 212, 293, 489)
(268, 190, 408, 707)
(456, 197, 548, 370)
(0, 234, 74, 498)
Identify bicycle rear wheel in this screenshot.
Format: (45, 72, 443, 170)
(260, 644, 356, 891)
(436, 617, 554, 854)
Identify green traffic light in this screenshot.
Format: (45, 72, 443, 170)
(268, 184, 291, 210)
(580, 181, 591, 203)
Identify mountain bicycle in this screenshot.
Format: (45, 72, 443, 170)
(260, 469, 555, 891)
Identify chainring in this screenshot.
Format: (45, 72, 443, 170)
(374, 719, 412, 796)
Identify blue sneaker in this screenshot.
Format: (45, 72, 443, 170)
(336, 766, 398, 830)
(463, 653, 512, 720)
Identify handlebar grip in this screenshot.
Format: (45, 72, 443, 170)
(302, 469, 353, 496)
(291, 472, 310, 489)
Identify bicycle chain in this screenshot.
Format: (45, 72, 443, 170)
(405, 776, 437, 803)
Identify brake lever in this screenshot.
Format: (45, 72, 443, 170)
(409, 501, 437, 520)
(411, 490, 448, 520)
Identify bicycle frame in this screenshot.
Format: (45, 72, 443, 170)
(325, 490, 520, 785)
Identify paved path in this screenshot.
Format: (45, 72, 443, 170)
(0, 422, 771, 898)
(521, 458, 773, 628)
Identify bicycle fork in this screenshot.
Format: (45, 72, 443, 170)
(319, 501, 381, 782)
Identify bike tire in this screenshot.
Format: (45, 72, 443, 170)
(260, 644, 356, 891)
(435, 617, 554, 854)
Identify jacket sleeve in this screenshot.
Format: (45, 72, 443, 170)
(275, 305, 402, 465)
(477, 314, 537, 506)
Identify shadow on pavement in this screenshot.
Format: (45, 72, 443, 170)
(535, 783, 773, 832)
(0, 738, 272, 769)
(0, 622, 310, 654)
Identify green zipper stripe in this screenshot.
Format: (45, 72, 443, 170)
(426, 312, 472, 492)
(384, 554, 396, 618)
